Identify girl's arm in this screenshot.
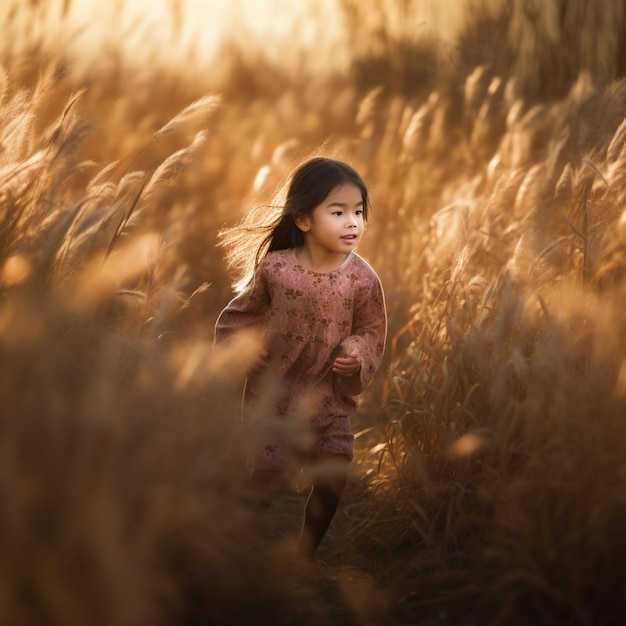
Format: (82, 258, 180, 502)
(335, 274, 387, 396)
(214, 269, 270, 345)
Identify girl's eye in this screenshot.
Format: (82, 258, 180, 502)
(333, 211, 343, 216)
(356, 210, 363, 216)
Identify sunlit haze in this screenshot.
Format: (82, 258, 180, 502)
(11, 0, 467, 68)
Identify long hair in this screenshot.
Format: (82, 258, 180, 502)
(218, 157, 371, 292)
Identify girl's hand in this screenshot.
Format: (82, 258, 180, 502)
(332, 349, 361, 377)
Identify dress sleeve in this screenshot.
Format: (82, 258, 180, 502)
(336, 273, 387, 396)
(214, 266, 271, 345)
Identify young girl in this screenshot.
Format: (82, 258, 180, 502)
(215, 157, 387, 560)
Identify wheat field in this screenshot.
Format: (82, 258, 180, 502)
(2, 0, 626, 624)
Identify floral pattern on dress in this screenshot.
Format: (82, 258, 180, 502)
(215, 248, 387, 468)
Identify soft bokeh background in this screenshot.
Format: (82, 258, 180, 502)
(2, 1, 626, 624)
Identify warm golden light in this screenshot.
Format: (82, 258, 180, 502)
(2, 1, 626, 624)
(1, 255, 31, 286)
(10, 0, 468, 68)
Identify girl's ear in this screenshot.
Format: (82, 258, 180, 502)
(295, 215, 311, 232)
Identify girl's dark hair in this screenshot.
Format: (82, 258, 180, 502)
(219, 157, 371, 291)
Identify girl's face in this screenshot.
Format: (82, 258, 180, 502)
(295, 183, 365, 257)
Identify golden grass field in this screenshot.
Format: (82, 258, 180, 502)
(2, 0, 626, 624)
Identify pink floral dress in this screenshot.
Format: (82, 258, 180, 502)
(215, 249, 387, 469)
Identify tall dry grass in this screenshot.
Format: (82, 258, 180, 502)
(2, 0, 626, 624)
(0, 58, 379, 626)
(354, 71, 626, 624)
(457, 0, 626, 100)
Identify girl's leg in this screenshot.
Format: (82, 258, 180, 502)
(246, 468, 285, 509)
(297, 454, 350, 560)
